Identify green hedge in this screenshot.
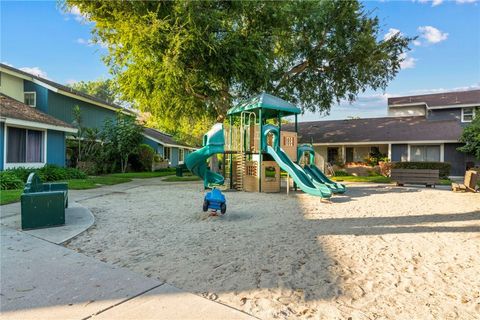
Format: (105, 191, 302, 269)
(0, 171, 24, 190)
(392, 162, 451, 178)
(2, 165, 87, 190)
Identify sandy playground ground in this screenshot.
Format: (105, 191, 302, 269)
(65, 181, 480, 319)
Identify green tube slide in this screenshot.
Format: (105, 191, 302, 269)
(185, 123, 225, 188)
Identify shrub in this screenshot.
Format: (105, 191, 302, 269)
(0, 171, 24, 190)
(392, 162, 451, 178)
(137, 144, 155, 172)
(334, 170, 351, 176)
(4, 165, 87, 184)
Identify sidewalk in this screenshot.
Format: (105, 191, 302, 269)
(0, 178, 255, 320)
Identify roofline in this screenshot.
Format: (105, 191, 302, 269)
(143, 133, 197, 150)
(388, 102, 479, 109)
(387, 102, 427, 108)
(312, 140, 459, 146)
(292, 116, 428, 125)
(1, 117, 78, 133)
(0, 64, 133, 115)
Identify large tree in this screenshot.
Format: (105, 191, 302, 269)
(68, 78, 125, 106)
(65, 0, 412, 123)
(458, 110, 480, 160)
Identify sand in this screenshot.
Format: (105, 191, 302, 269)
(65, 181, 480, 319)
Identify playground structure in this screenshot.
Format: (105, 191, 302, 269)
(186, 93, 346, 199)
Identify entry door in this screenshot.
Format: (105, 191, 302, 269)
(346, 147, 354, 163)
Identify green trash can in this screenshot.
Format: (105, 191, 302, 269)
(176, 166, 183, 177)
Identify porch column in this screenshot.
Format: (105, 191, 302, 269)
(341, 145, 346, 164)
(388, 143, 392, 160)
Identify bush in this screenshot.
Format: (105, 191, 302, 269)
(137, 144, 155, 172)
(0, 171, 24, 190)
(392, 162, 451, 178)
(5, 165, 87, 184)
(334, 170, 351, 176)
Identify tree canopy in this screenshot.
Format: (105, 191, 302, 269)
(68, 78, 118, 104)
(458, 110, 480, 159)
(65, 0, 412, 124)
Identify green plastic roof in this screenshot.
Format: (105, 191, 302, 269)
(227, 93, 301, 118)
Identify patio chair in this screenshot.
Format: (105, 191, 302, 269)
(451, 170, 478, 193)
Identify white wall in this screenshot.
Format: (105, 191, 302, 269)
(0, 72, 24, 102)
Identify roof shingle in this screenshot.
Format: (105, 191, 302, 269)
(284, 116, 463, 144)
(143, 128, 192, 148)
(388, 89, 480, 108)
(0, 94, 75, 131)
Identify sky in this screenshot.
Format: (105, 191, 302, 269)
(1, 0, 479, 122)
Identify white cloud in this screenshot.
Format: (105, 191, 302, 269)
(410, 83, 480, 94)
(67, 5, 88, 22)
(76, 37, 108, 49)
(66, 79, 78, 85)
(19, 67, 49, 79)
(399, 53, 417, 69)
(415, 0, 443, 6)
(384, 28, 402, 41)
(456, 0, 478, 4)
(412, 39, 422, 46)
(418, 26, 448, 44)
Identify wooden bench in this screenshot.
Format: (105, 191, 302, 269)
(452, 170, 478, 192)
(21, 172, 69, 230)
(391, 169, 440, 187)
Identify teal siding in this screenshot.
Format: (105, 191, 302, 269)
(143, 137, 158, 151)
(24, 81, 49, 113)
(47, 130, 66, 167)
(0, 122, 4, 170)
(171, 147, 179, 166)
(47, 91, 117, 131)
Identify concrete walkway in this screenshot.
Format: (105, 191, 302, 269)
(0, 178, 256, 320)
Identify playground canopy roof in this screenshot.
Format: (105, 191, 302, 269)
(227, 93, 301, 118)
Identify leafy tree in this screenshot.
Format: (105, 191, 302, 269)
(68, 78, 118, 104)
(101, 112, 144, 173)
(65, 0, 412, 123)
(458, 110, 480, 159)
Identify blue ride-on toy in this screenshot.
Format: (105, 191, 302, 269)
(203, 188, 226, 214)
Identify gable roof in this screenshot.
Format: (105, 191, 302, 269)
(388, 89, 480, 109)
(0, 94, 76, 133)
(143, 128, 195, 149)
(0, 63, 133, 114)
(284, 116, 463, 144)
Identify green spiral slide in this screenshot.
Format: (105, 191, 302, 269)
(185, 123, 225, 188)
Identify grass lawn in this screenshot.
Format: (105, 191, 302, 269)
(65, 176, 132, 190)
(109, 171, 176, 179)
(163, 175, 201, 182)
(331, 175, 392, 183)
(0, 189, 23, 205)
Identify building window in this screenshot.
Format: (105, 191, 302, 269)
(461, 107, 476, 122)
(164, 147, 171, 161)
(327, 147, 339, 164)
(24, 92, 36, 107)
(7, 127, 44, 163)
(178, 148, 184, 162)
(410, 145, 440, 162)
